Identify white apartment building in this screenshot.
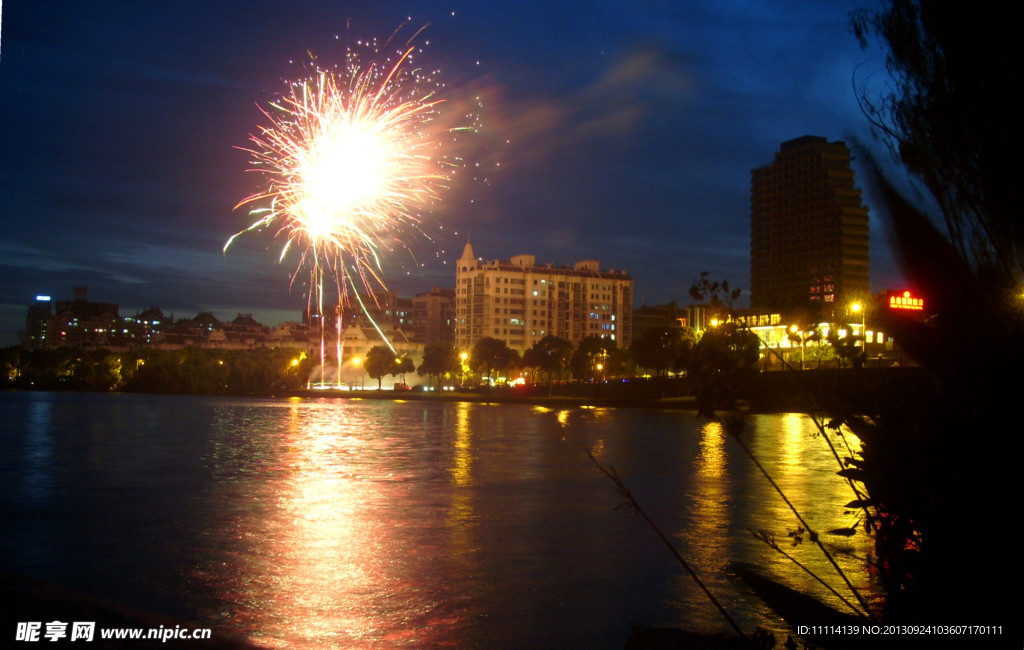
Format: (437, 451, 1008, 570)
(455, 243, 633, 354)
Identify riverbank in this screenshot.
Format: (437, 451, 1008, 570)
(290, 385, 705, 410)
(288, 366, 929, 414)
(2, 366, 928, 414)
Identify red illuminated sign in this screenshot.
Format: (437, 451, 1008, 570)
(889, 290, 924, 311)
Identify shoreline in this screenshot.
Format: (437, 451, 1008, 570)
(3, 366, 927, 415)
(287, 387, 709, 412)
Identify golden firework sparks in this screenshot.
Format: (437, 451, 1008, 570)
(227, 34, 461, 386)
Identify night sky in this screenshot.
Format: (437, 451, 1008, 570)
(0, 0, 905, 347)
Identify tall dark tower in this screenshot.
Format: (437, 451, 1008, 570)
(750, 135, 870, 316)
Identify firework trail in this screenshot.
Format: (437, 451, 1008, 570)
(227, 31, 464, 386)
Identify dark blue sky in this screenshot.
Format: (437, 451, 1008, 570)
(0, 0, 905, 346)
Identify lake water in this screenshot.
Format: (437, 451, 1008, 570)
(0, 391, 879, 648)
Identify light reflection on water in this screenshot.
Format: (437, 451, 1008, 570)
(0, 393, 880, 648)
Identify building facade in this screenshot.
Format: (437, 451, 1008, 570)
(751, 136, 870, 316)
(455, 243, 633, 354)
(24, 296, 53, 350)
(411, 287, 455, 346)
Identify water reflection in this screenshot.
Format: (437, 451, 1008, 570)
(0, 393, 883, 648)
(24, 395, 55, 501)
(202, 400, 474, 648)
(739, 414, 876, 618)
(445, 401, 477, 570)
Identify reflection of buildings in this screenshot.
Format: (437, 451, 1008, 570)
(751, 136, 870, 317)
(454, 243, 633, 354)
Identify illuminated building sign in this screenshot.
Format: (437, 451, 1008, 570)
(35, 295, 51, 301)
(889, 290, 923, 311)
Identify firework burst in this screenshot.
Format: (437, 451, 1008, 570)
(227, 34, 463, 386)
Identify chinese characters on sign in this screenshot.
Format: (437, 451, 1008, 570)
(889, 290, 924, 311)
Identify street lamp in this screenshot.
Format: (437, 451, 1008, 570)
(850, 301, 865, 348)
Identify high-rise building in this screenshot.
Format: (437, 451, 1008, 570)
(24, 295, 53, 349)
(455, 243, 633, 354)
(750, 136, 870, 316)
(411, 287, 455, 346)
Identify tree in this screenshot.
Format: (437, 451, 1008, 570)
(570, 336, 619, 381)
(417, 343, 458, 390)
(522, 335, 573, 392)
(824, 324, 865, 369)
(784, 324, 823, 369)
(689, 271, 742, 323)
(631, 326, 695, 377)
(0, 346, 23, 386)
(392, 355, 415, 385)
(851, 1, 1023, 283)
(470, 337, 519, 384)
(364, 345, 394, 390)
(688, 322, 759, 378)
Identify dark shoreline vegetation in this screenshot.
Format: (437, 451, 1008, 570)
(0, 343, 926, 415)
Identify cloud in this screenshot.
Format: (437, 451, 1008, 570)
(465, 44, 696, 172)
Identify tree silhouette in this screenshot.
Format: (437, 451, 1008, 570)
(417, 343, 458, 390)
(470, 337, 518, 385)
(631, 326, 694, 377)
(364, 345, 394, 390)
(522, 335, 573, 392)
(570, 336, 619, 381)
(392, 355, 415, 385)
(852, 0, 1023, 282)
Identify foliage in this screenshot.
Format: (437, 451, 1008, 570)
(521, 335, 573, 387)
(686, 322, 760, 417)
(1, 346, 309, 394)
(631, 326, 695, 377)
(824, 325, 865, 369)
(689, 271, 742, 322)
(363, 345, 395, 389)
(417, 342, 458, 389)
(851, 0, 1023, 282)
(392, 355, 415, 383)
(569, 336, 622, 380)
(470, 337, 519, 384)
(689, 323, 759, 377)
